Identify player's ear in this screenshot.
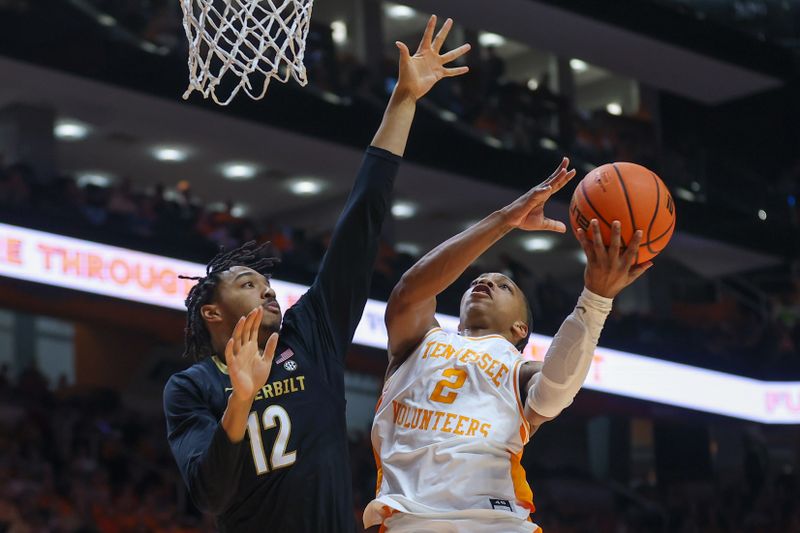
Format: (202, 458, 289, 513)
(201, 303, 223, 323)
(511, 320, 528, 342)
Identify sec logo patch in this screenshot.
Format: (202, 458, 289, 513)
(283, 360, 297, 372)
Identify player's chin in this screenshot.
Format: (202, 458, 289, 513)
(261, 312, 282, 327)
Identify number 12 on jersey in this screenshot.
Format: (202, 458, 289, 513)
(430, 368, 468, 404)
(246, 405, 297, 475)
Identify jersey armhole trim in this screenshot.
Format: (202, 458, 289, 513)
(513, 358, 531, 441)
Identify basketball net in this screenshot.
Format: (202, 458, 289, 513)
(180, 0, 314, 105)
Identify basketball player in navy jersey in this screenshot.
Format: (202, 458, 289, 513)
(162, 16, 471, 533)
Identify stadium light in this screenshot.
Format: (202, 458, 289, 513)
(606, 102, 623, 116)
(330, 20, 347, 44)
(287, 178, 324, 196)
(54, 119, 90, 141)
(479, 32, 506, 47)
(569, 58, 588, 72)
(221, 162, 258, 180)
(153, 146, 188, 162)
(76, 172, 114, 188)
(385, 3, 415, 19)
(522, 236, 555, 252)
(392, 201, 417, 219)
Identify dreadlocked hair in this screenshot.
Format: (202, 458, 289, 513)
(179, 241, 279, 362)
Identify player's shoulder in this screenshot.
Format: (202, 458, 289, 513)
(165, 358, 221, 395)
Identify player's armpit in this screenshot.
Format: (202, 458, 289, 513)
(384, 285, 439, 379)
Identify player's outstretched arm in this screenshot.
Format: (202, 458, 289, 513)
(371, 15, 470, 156)
(305, 16, 470, 364)
(385, 159, 576, 377)
(164, 307, 278, 514)
(523, 220, 652, 429)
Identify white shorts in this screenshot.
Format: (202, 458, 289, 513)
(382, 512, 541, 533)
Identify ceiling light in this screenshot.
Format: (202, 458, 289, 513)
(221, 162, 258, 180)
(385, 3, 416, 19)
(396, 242, 421, 256)
(690, 181, 701, 192)
(569, 58, 588, 72)
(76, 172, 114, 188)
(522, 236, 555, 252)
(527, 78, 539, 91)
(485, 136, 503, 148)
(758, 209, 767, 221)
(479, 32, 506, 47)
(674, 187, 696, 202)
(606, 102, 622, 116)
(539, 138, 558, 150)
(330, 20, 347, 44)
(288, 178, 324, 195)
(231, 204, 248, 217)
(153, 146, 188, 162)
(54, 119, 90, 141)
(97, 14, 116, 26)
(392, 201, 417, 219)
(439, 110, 458, 122)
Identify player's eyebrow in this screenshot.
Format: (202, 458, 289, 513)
(233, 271, 266, 284)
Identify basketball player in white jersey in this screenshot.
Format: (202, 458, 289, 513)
(364, 158, 653, 532)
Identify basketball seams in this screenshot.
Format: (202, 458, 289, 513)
(579, 181, 613, 229)
(578, 180, 628, 247)
(611, 164, 637, 253)
(645, 172, 661, 254)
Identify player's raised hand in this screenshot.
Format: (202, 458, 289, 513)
(577, 219, 653, 298)
(501, 157, 577, 232)
(225, 307, 279, 401)
(395, 15, 470, 101)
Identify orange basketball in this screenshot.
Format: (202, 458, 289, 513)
(569, 162, 676, 264)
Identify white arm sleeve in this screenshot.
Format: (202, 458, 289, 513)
(525, 288, 613, 420)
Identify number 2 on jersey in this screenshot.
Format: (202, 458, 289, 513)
(430, 368, 468, 404)
(246, 405, 297, 475)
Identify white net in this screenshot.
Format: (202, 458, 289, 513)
(180, 0, 314, 105)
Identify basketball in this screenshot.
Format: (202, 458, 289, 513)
(569, 162, 676, 264)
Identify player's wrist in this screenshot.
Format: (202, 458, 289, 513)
(390, 84, 417, 105)
(228, 389, 256, 410)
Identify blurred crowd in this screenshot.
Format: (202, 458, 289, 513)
(2, 155, 800, 378)
(1, 365, 798, 533)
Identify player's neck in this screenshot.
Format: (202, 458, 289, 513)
(459, 326, 511, 343)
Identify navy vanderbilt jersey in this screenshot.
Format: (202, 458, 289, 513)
(163, 147, 400, 533)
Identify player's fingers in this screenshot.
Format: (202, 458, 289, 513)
(243, 307, 259, 339)
(443, 66, 469, 77)
(590, 219, 607, 261)
(609, 221, 622, 261)
(628, 261, 653, 282)
(395, 41, 411, 61)
(225, 337, 235, 362)
(248, 307, 263, 342)
(440, 43, 470, 64)
(432, 17, 452, 53)
(547, 168, 576, 194)
(232, 316, 246, 351)
(576, 228, 596, 263)
(545, 157, 569, 182)
(540, 217, 567, 233)
(623, 229, 643, 267)
(262, 333, 279, 362)
(419, 14, 437, 52)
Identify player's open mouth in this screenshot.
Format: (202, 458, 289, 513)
(471, 284, 492, 298)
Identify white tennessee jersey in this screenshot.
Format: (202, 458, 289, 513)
(365, 328, 534, 528)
